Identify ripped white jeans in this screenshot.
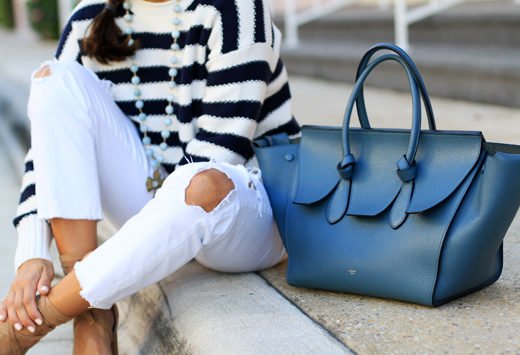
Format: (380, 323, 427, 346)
(28, 60, 287, 309)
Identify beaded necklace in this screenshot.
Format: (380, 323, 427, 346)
(122, 0, 183, 192)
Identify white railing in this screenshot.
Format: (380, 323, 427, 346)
(282, 0, 518, 51)
(283, 0, 370, 48)
(394, 0, 465, 50)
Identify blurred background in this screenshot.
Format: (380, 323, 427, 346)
(0, 1, 519, 353)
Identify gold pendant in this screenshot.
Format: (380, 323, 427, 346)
(146, 169, 164, 192)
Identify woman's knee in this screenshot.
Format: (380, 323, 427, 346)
(185, 169, 235, 212)
(28, 61, 93, 125)
(33, 64, 52, 79)
(31, 60, 82, 83)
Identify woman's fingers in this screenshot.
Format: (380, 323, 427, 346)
(5, 291, 22, 331)
(23, 284, 43, 326)
(36, 265, 53, 296)
(14, 290, 36, 332)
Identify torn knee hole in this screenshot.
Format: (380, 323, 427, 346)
(34, 65, 52, 78)
(185, 169, 235, 212)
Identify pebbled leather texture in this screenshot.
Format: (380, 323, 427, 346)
(293, 127, 483, 216)
(252, 43, 520, 306)
(253, 142, 298, 248)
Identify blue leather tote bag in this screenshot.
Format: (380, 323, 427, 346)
(253, 43, 520, 306)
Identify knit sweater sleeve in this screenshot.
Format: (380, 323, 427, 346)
(13, 150, 53, 271)
(183, 0, 291, 164)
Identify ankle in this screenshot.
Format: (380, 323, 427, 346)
(37, 295, 73, 326)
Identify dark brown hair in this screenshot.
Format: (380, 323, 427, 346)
(82, 0, 139, 64)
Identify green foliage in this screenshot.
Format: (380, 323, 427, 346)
(0, 0, 15, 29)
(27, 0, 60, 40)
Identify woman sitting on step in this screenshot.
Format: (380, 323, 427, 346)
(0, 0, 299, 353)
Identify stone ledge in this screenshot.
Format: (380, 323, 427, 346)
(117, 261, 351, 355)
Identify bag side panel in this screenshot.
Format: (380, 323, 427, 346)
(254, 144, 299, 248)
(434, 151, 520, 304)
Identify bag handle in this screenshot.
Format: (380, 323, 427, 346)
(340, 53, 421, 179)
(355, 43, 437, 131)
(326, 53, 421, 225)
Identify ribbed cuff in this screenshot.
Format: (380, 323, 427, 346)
(14, 215, 52, 272)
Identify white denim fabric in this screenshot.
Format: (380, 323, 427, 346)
(27, 60, 287, 309)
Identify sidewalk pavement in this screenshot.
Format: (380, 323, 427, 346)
(1, 28, 519, 354)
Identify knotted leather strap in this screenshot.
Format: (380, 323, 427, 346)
(396, 155, 417, 182)
(327, 52, 422, 225)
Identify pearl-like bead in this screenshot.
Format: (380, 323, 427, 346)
(126, 0, 185, 162)
(152, 180, 159, 188)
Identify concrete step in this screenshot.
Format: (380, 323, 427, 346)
(117, 262, 351, 355)
(275, 0, 520, 48)
(281, 42, 520, 107)
(276, 0, 520, 107)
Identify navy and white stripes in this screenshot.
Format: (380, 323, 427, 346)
(14, 151, 38, 227)
(13, 0, 299, 261)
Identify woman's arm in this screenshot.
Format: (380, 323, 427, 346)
(1, 1, 102, 329)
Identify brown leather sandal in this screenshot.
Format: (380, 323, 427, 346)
(0, 295, 72, 355)
(73, 305, 118, 355)
(60, 253, 119, 355)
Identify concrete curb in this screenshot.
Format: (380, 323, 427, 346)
(117, 262, 351, 355)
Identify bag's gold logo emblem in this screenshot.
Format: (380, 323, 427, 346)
(347, 269, 357, 276)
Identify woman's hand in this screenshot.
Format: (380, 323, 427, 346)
(0, 259, 54, 332)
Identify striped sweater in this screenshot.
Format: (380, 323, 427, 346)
(13, 0, 300, 270)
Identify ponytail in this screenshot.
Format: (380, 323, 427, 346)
(82, 0, 139, 64)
